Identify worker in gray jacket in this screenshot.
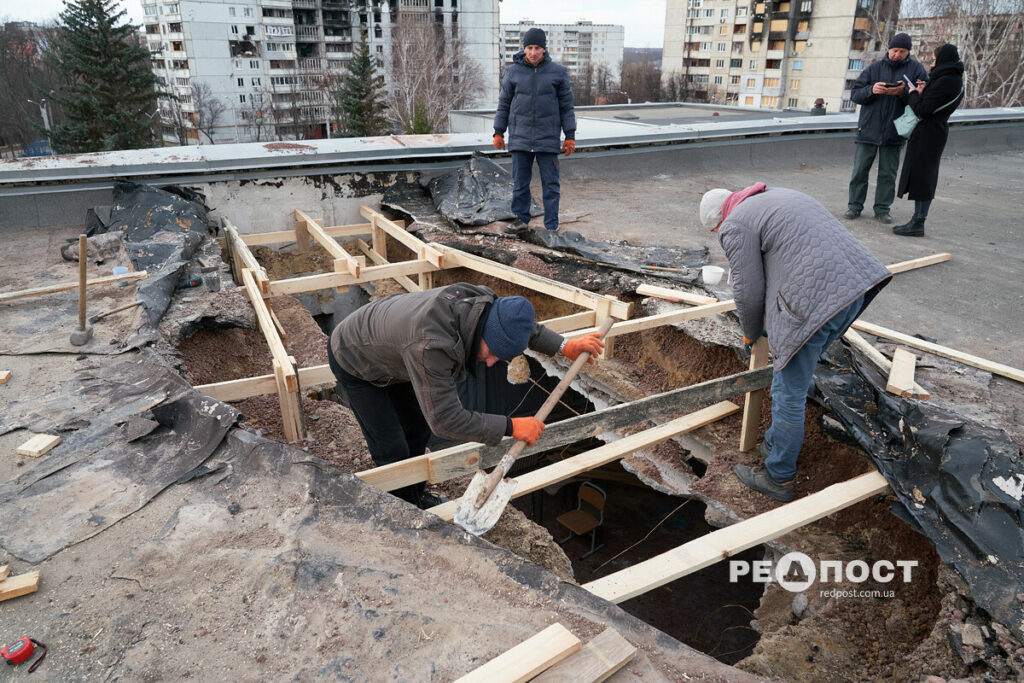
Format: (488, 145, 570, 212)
(700, 184, 891, 501)
(328, 283, 604, 508)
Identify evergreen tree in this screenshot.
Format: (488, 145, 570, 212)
(336, 33, 388, 137)
(48, 0, 159, 153)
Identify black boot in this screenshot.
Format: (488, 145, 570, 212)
(893, 218, 925, 236)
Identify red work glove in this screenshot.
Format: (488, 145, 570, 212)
(493, 134, 505, 150)
(511, 417, 544, 446)
(562, 333, 606, 363)
(561, 139, 575, 156)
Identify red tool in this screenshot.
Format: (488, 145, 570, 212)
(2, 636, 47, 672)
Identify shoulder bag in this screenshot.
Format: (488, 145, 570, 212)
(895, 84, 965, 138)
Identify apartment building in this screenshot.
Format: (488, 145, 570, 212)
(500, 20, 625, 84)
(143, 0, 499, 144)
(662, 0, 897, 112)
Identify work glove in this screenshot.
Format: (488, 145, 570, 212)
(511, 417, 544, 446)
(561, 139, 575, 156)
(742, 330, 768, 357)
(562, 333, 605, 363)
(493, 134, 505, 150)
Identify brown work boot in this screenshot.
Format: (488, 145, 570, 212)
(734, 464, 795, 502)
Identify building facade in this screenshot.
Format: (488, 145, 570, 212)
(662, 0, 898, 112)
(143, 0, 499, 144)
(500, 20, 625, 84)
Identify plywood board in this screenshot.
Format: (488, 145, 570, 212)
(532, 628, 636, 683)
(886, 348, 917, 398)
(16, 433, 60, 457)
(454, 623, 581, 683)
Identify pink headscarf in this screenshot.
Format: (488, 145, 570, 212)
(720, 182, 767, 225)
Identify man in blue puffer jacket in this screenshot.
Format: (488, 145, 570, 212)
(493, 27, 576, 234)
(845, 33, 928, 224)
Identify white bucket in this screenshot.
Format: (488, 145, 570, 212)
(701, 265, 725, 286)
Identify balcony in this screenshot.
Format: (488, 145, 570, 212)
(297, 57, 324, 70)
(293, 0, 318, 7)
(295, 25, 321, 40)
(767, 49, 784, 59)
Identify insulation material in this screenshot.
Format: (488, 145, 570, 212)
(815, 344, 1024, 641)
(423, 152, 541, 226)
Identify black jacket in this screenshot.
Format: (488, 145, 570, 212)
(850, 56, 929, 146)
(493, 51, 576, 154)
(898, 56, 965, 200)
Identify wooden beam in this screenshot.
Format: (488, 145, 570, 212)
(241, 269, 295, 393)
(454, 623, 581, 683)
(583, 470, 890, 603)
(852, 320, 1024, 384)
(563, 300, 737, 340)
(0, 570, 41, 603)
(16, 433, 60, 457)
(296, 209, 360, 277)
(240, 223, 374, 247)
(360, 205, 445, 268)
(843, 329, 930, 399)
(355, 239, 420, 292)
(739, 336, 770, 452)
(429, 401, 739, 520)
(636, 283, 719, 305)
(885, 252, 951, 274)
(886, 348, 917, 398)
(434, 243, 632, 319)
(223, 218, 269, 292)
(538, 310, 597, 334)
(196, 364, 335, 402)
(0, 271, 148, 304)
(0, 370, 10, 384)
(532, 628, 636, 683)
(266, 259, 438, 296)
(274, 358, 302, 443)
(354, 367, 772, 491)
(356, 456, 433, 491)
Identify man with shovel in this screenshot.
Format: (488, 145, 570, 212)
(328, 283, 605, 509)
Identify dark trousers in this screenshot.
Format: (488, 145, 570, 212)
(511, 150, 560, 230)
(328, 353, 431, 507)
(848, 143, 901, 216)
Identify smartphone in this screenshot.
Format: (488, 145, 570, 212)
(903, 74, 916, 89)
(882, 82, 901, 88)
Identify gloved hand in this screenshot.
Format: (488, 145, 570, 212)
(742, 330, 768, 357)
(511, 417, 544, 446)
(561, 139, 575, 156)
(493, 134, 505, 150)
(562, 333, 605, 363)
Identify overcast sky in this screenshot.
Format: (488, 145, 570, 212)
(2, 0, 667, 48)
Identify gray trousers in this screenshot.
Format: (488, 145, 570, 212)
(848, 143, 902, 215)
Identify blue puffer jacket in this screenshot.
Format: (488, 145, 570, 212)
(493, 51, 576, 154)
(850, 56, 929, 145)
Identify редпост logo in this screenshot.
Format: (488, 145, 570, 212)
(729, 552, 918, 593)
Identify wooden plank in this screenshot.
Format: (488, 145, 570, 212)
(843, 329, 930, 399)
(0, 370, 10, 384)
(0, 571, 41, 603)
(636, 283, 719, 305)
(274, 358, 302, 443)
(266, 259, 438, 296)
(223, 218, 268, 292)
(739, 336, 770, 452)
(241, 268, 296, 392)
(293, 214, 311, 251)
(356, 456, 433, 491)
(268, 303, 288, 346)
(886, 348, 917, 398)
(436, 244, 632, 320)
(532, 628, 637, 683)
(296, 209, 360, 277)
(583, 470, 891, 603)
(196, 364, 335, 402)
(423, 366, 772, 487)
(16, 433, 60, 457)
(454, 623, 581, 683)
(563, 300, 737, 340)
(852, 320, 1024, 384)
(0, 271, 148, 303)
(885, 252, 951, 274)
(0, 565, 8, 580)
(355, 239, 420, 292)
(539, 310, 597, 334)
(429, 402, 739, 520)
(360, 205, 445, 268)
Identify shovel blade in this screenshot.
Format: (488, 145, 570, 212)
(453, 472, 518, 536)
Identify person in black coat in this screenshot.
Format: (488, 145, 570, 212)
(893, 44, 965, 237)
(492, 27, 577, 235)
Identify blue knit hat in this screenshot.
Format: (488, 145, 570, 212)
(483, 296, 535, 361)
(889, 33, 911, 50)
(523, 27, 547, 49)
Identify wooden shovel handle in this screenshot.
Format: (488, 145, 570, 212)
(473, 318, 615, 508)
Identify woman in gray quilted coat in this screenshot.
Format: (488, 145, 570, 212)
(700, 184, 892, 501)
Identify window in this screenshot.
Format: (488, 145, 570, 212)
(730, 75, 740, 84)
(737, 6, 747, 15)
(848, 58, 862, 70)
(240, 94, 247, 103)
(171, 40, 183, 51)
(166, 3, 178, 13)
(731, 58, 742, 67)
(250, 59, 259, 69)
(763, 95, 778, 106)
(238, 77, 244, 86)
(801, 0, 812, 10)
(792, 60, 803, 70)
(764, 77, 780, 87)
(243, 7, 253, 16)
(719, 25, 727, 35)
(251, 77, 261, 86)
(229, 6, 235, 16)
(788, 98, 798, 106)
(714, 75, 723, 84)
(715, 59, 725, 67)
(790, 79, 800, 89)
(717, 42, 726, 51)
(168, 22, 181, 31)
(749, 59, 757, 69)
(700, 41, 711, 50)
(145, 5, 157, 15)
(745, 95, 754, 105)
(721, 8, 729, 16)
(704, 8, 715, 16)
(231, 25, 239, 34)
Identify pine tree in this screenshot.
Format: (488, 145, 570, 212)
(48, 0, 159, 153)
(336, 33, 388, 137)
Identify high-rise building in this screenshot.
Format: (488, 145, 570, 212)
(662, 0, 898, 112)
(143, 0, 499, 144)
(500, 20, 625, 84)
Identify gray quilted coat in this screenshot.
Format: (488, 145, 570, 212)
(718, 188, 892, 370)
(493, 51, 576, 154)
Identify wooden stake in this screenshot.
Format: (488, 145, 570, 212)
(739, 336, 770, 452)
(886, 348, 917, 398)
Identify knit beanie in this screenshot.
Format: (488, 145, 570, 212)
(889, 33, 911, 50)
(483, 296, 535, 361)
(700, 189, 732, 230)
(523, 27, 547, 49)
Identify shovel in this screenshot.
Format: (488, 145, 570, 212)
(453, 318, 614, 536)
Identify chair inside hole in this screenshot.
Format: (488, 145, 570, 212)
(556, 481, 607, 559)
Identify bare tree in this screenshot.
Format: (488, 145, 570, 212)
(621, 59, 664, 103)
(0, 22, 64, 156)
(191, 81, 226, 143)
(240, 87, 272, 141)
(384, 20, 484, 134)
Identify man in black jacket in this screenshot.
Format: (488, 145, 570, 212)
(845, 33, 928, 224)
(493, 27, 577, 235)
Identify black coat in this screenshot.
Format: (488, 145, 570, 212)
(897, 62, 964, 200)
(493, 51, 576, 154)
(850, 57, 929, 145)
